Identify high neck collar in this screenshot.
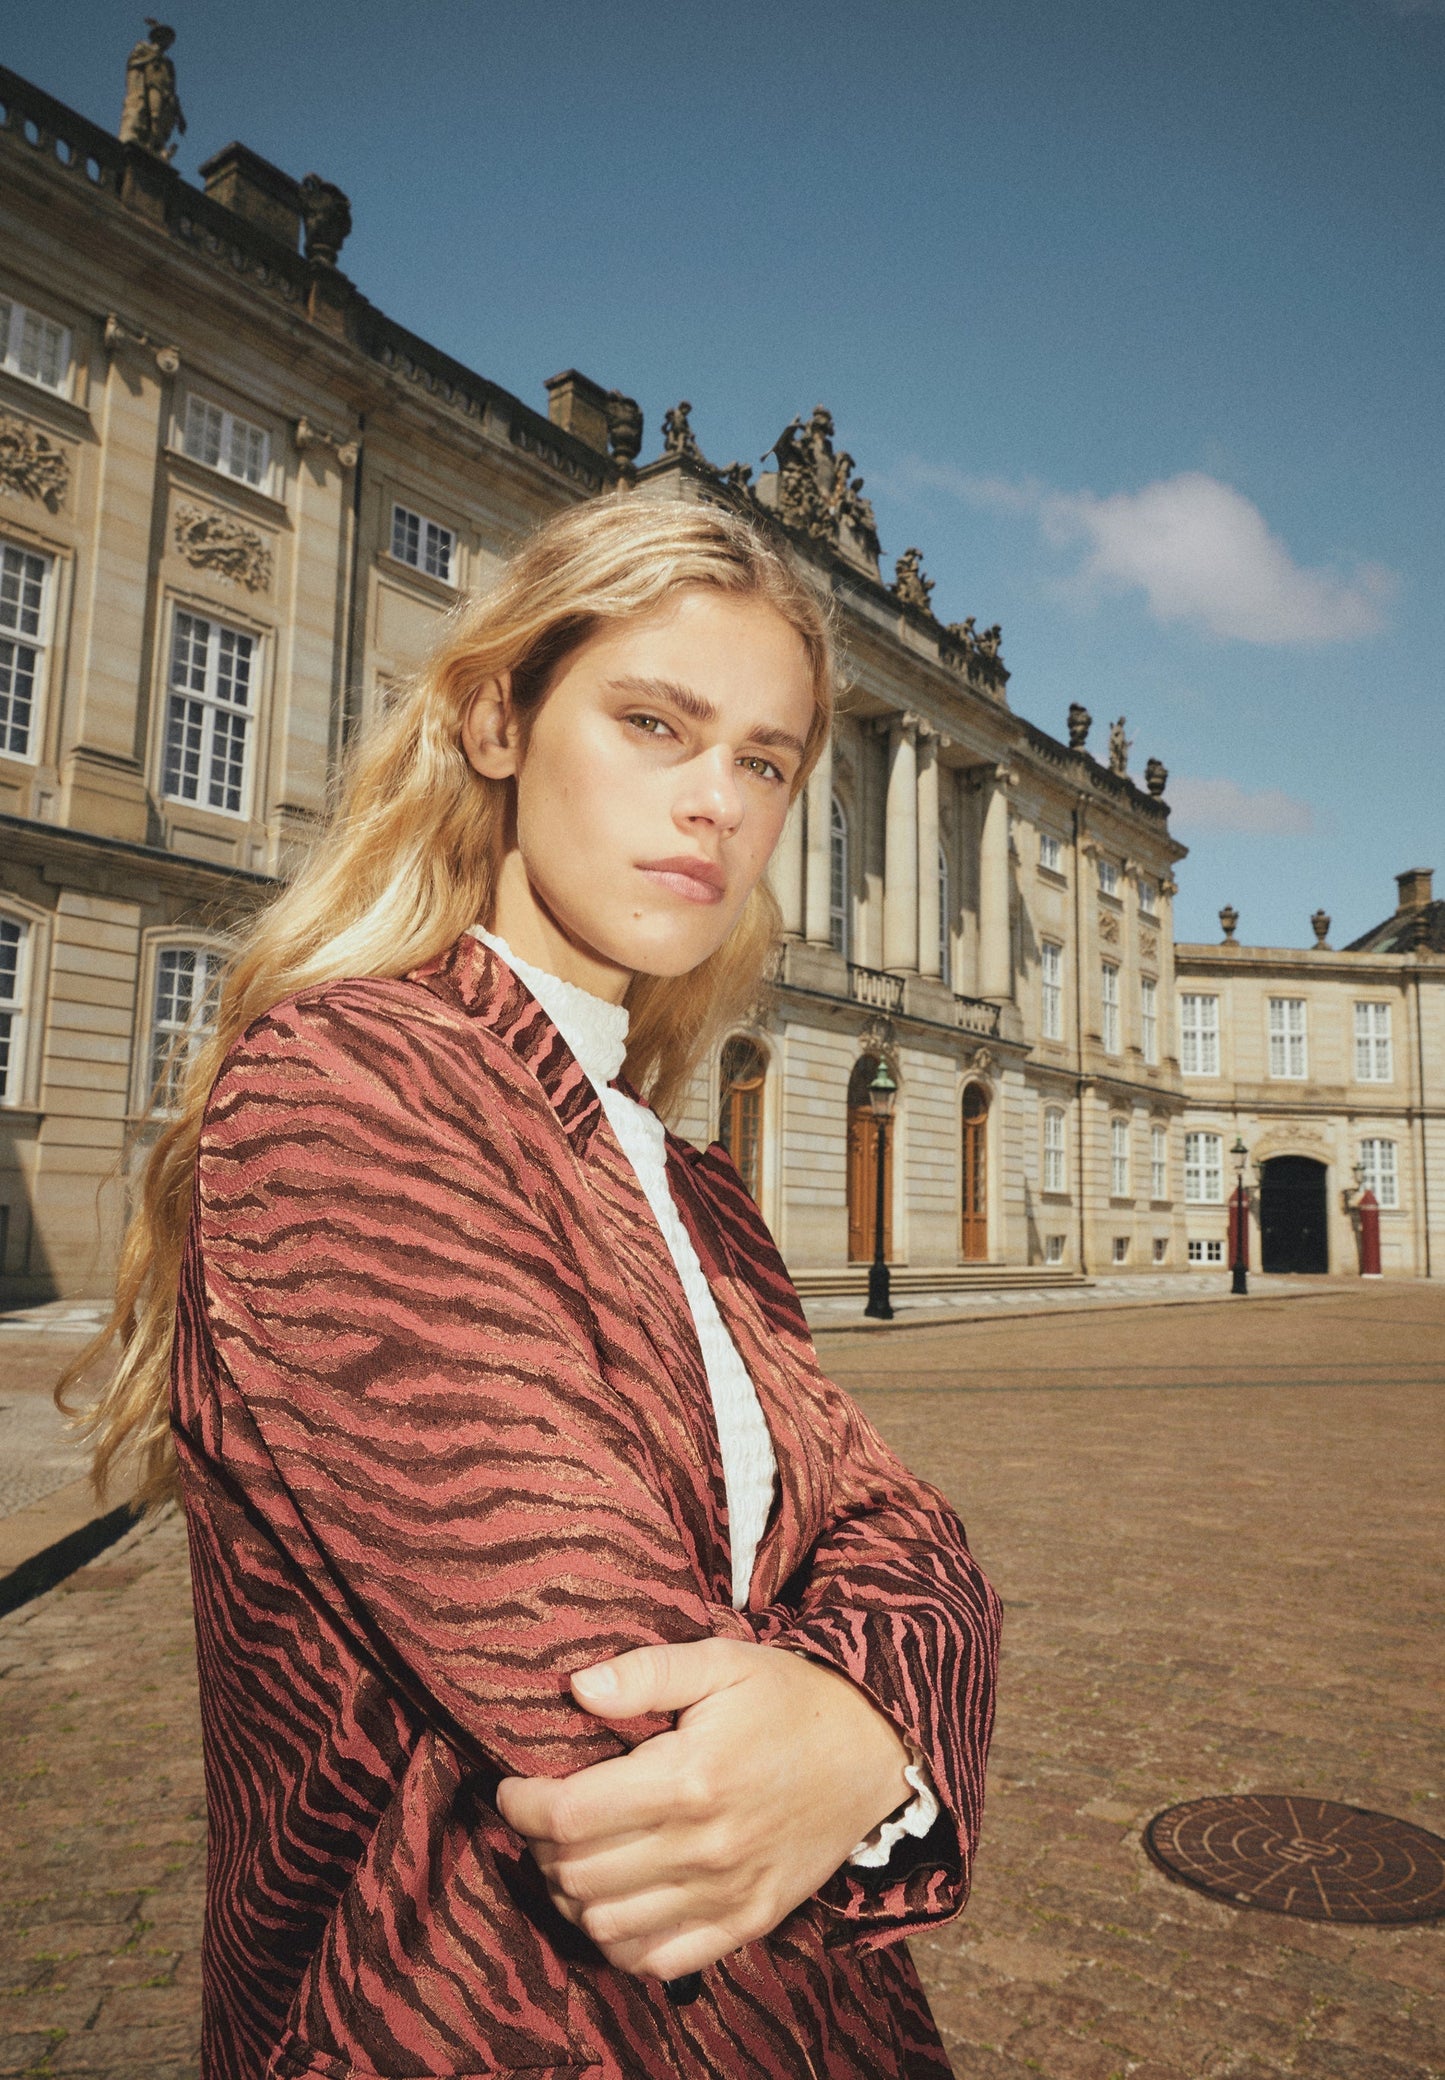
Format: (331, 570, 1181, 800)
(467, 924, 630, 1089)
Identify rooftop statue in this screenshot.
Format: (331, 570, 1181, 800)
(1108, 716, 1131, 777)
(119, 19, 186, 161)
(891, 547, 934, 614)
(1067, 701, 1092, 749)
(300, 175, 353, 266)
(662, 400, 702, 459)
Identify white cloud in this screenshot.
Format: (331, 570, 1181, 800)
(922, 464, 1396, 645)
(1165, 776, 1315, 836)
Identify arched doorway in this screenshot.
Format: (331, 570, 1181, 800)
(961, 1083, 989, 1260)
(718, 1035, 766, 1202)
(1259, 1155, 1329, 1274)
(847, 1053, 894, 1262)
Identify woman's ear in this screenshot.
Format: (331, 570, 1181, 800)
(461, 673, 520, 779)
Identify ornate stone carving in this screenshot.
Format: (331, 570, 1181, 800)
(662, 400, 702, 459)
(173, 502, 272, 591)
(1311, 909, 1332, 948)
(300, 175, 353, 265)
(857, 1016, 896, 1064)
(769, 408, 835, 539)
(0, 415, 69, 511)
(295, 417, 361, 469)
(969, 1046, 994, 1078)
(1098, 909, 1121, 944)
(1145, 756, 1168, 797)
(1067, 701, 1092, 749)
(892, 547, 934, 614)
(119, 19, 186, 161)
(1141, 930, 1160, 964)
(1108, 716, 1131, 776)
(103, 311, 180, 375)
(719, 460, 754, 494)
(603, 391, 643, 471)
(1219, 904, 1239, 942)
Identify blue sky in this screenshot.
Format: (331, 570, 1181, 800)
(10, 0, 1442, 945)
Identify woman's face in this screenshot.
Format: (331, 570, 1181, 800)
(463, 586, 817, 1002)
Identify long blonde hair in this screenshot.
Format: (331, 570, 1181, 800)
(62, 495, 837, 1509)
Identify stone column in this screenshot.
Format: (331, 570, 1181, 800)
(978, 764, 1013, 1000)
(770, 789, 806, 935)
(915, 725, 941, 977)
(803, 726, 835, 945)
(882, 713, 919, 971)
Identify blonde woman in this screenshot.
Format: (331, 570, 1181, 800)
(72, 498, 1000, 2080)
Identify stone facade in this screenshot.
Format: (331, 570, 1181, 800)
(1, 55, 1203, 1303)
(1175, 873, 1445, 1280)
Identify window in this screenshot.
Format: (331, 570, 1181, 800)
(937, 839, 951, 988)
(1111, 1236, 1130, 1264)
(1188, 1238, 1224, 1265)
(1111, 1116, 1130, 1198)
(149, 946, 225, 1111)
(1139, 876, 1158, 917)
(1152, 1236, 1169, 1264)
(1180, 993, 1220, 1076)
(0, 295, 71, 393)
(1043, 1106, 1066, 1193)
(1268, 997, 1308, 1080)
(1041, 940, 1063, 1041)
(1184, 1131, 1224, 1204)
(1101, 961, 1120, 1054)
(828, 794, 849, 959)
(1045, 1234, 1066, 1264)
(1354, 1002, 1393, 1083)
(1140, 974, 1158, 1064)
(0, 914, 29, 1102)
(0, 539, 52, 760)
(1097, 857, 1119, 897)
(162, 609, 257, 815)
(1358, 1138, 1399, 1210)
(183, 392, 270, 489)
(391, 502, 455, 584)
(1039, 832, 1062, 875)
(1150, 1124, 1168, 1201)
(718, 1035, 766, 1202)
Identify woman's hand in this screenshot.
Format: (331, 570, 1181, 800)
(494, 1638, 912, 1980)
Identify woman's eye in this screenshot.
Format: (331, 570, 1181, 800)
(626, 713, 673, 739)
(741, 754, 786, 784)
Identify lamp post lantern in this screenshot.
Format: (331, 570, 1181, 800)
(1230, 1135, 1250, 1297)
(864, 1059, 897, 1320)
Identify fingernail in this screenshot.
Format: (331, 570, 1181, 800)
(573, 1663, 618, 1700)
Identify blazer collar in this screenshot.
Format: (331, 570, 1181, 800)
(408, 931, 608, 1156)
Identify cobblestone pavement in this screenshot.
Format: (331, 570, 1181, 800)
(1, 1283, 1441, 2078)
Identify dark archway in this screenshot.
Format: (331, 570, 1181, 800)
(961, 1083, 989, 1261)
(1259, 1155, 1329, 1274)
(846, 1053, 894, 1263)
(718, 1036, 766, 1202)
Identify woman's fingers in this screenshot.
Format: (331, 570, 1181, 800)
(497, 1725, 714, 1849)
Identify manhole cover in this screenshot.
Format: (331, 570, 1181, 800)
(1143, 1796, 1445, 1924)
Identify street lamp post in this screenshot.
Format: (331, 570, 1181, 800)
(864, 1059, 897, 1320)
(1230, 1135, 1249, 1297)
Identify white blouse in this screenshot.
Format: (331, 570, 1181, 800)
(469, 927, 937, 1867)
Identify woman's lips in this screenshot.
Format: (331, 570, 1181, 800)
(637, 866, 725, 905)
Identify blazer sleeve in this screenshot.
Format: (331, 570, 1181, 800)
(189, 987, 753, 1786)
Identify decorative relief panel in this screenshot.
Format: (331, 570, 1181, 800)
(0, 413, 69, 511)
(1098, 909, 1121, 944)
(173, 502, 272, 592)
(1141, 929, 1159, 963)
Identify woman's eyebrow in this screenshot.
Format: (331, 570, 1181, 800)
(604, 675, 806, 757)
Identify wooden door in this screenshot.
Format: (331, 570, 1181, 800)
(961, 1084, 989, 1260)
(847, 1104, 893, 1262)
(718, 1037, 766, 1202)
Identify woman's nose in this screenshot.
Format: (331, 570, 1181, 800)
(678, 748, 744, 830)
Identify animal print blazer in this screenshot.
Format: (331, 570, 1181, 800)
(173, 930, 1001, 2080)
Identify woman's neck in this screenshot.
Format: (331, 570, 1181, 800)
(489, 853, 633, 1004)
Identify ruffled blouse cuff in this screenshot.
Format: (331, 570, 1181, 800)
(845, 1744, 941, 1869)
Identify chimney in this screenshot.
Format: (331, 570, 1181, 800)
(545, 369, 611, 454)
(199, 143, 303, 252)
(1396, 867, 1435, 912)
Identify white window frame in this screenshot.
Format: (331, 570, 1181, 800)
(1140, 974, 1158, 1065)
(161, 606, 259, 818)
(0, 293, 72, 396)
(1040, 940, 1064, 1042)
(1354, 1002, 1393, 1084)
(1180, 993, 1220, 1077)
(1101, 960, 1121, 1055)
(1188, 1238, 1224, 1265)
(1110, 1115, 1130, 1199)
(1042, 1106, 1067, 1194)
(1111, 1235, 1130, 1264)
(828, 794, 849, 960)
(391, 501, 456, 585)
(0, 912, 32, 1105)
(182, 391, 272, 492)
(1138, 875, 1158, 917)
(1044, 1233, 1066, 1264)
(148, 944, 226, 1113)
(1150, 1123, 1168, 1202)
(1268, 996, 1308, 1080)
(0, 537, 54, 763)
(1358, 1137, 1399, 1210)
(1097, 856, 1119, 897)
(1152, 1235, 1169, 1263)
(1184, 1130, 1224, 1205)
(1039, 832, 1062, 875)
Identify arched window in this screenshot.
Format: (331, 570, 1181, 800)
(718, 1035, 767, 1202)
(829, 794, 848, 958)
(961, 1083, 989, 1260)
(846, 1052, 894, 1261)
(937, 838, 952, 987)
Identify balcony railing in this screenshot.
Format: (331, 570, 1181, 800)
(953, 992, 1002, 1038)
(848, 964, 906, 1013)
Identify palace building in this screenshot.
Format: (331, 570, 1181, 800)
(1, 52, 1437, 1305)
